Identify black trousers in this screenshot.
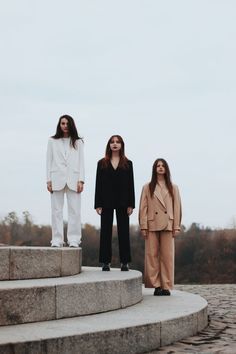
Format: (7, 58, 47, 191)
(99, 207, 131, 264)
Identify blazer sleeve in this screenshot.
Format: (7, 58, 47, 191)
(139, 185, 148, 230)
(78, 139, 85, 183)
(128, 161, 135, 208)
(94, 161, 102, 209)
(173, 185, 182, 230)
(46, 138, 53, 182)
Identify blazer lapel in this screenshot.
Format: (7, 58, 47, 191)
(58, 139, 67, 160)
(154, 186, 166, 208)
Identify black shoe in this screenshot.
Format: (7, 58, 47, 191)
(154, 287, 162, 296)
(102, 263, 110, 271)
(121, 263, 129, 271)
(161, 289, 171, 296)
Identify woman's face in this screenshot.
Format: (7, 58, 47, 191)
(60, 118, 69, 135)
(110, 136, 122, 152)
(156, 161, 166, 175)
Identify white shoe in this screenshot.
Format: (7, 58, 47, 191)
(51, 243, 61, 248)
(69, 241, 79, 248)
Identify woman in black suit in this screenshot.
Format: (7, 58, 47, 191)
(95, 135, 135, 271)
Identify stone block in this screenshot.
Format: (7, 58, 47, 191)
(161, 314, 197, 346)
(0, 286, 56, 325)
(9, 247, 61, 279)
(61, 248, 81, 276)
(198, 305, 208, 331)
(45, 323, 161, 354)
(0, 248, 9, 280)
(120, 275, 143, 308)
(56, 279, 121, 319)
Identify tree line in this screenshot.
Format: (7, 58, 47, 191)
(0, 212, 235, 284)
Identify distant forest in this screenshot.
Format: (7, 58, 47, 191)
(0, 211, 236, 284)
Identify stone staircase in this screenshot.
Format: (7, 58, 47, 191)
(0, 247, 208, 353)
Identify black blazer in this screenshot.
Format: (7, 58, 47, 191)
(94, 159, 135, 209)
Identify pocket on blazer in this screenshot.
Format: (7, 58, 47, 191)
(147, 212, 154, 221)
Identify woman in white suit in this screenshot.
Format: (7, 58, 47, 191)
(46, 115, 85, 247)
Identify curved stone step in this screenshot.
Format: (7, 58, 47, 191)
(0, 267, 142, 326)
(0, 289, 208, 354)
(0, 246, 82, 280)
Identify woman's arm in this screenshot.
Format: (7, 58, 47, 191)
(94, 161, 103, 209)
(78, 139, 85, 184)
(46, 138, 53, 192)
(128, 161, 135, 208)
(139, 185, 148, 231)
(173, 185, 182, 233)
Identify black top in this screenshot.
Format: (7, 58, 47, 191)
(94, 159, 135, 209)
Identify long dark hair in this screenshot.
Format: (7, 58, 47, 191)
(149, 158, 174, 198)
(101, 135, 129, 169)
(52, 114, 82, 148)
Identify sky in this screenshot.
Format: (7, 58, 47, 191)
(0, 0, 236, 229)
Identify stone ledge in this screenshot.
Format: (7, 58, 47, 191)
(0, 267, 142, 326)
(0, 289, 208, 354)
(0, 246, 82, 280)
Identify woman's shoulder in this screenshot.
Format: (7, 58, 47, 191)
(97, 158, 107, 168)
(172, 183, 180, 193)
(77, 137, 84, 143)
(48, 137, 55, 143)
(142, 182, 150, 191)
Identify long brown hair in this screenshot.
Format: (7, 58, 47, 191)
(149, 158, 174, 198)
(52, 114, 82, 149)
(100, 135, 129, 169)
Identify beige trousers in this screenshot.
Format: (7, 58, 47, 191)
(144, 231, 174, 290)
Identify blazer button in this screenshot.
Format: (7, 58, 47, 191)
(164, 211, 167, 214)
(155, 212, 158, 214)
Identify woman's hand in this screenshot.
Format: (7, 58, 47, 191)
(47, 181, 53, 193)
(77, 181, 84, 193)
(96, 208, 102, 215)
(127, 207, 133, 216)
(172, 229, 181, 238)
(141, 229, 148, 239)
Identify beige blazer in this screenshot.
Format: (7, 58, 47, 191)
(139, 183, 182, 232)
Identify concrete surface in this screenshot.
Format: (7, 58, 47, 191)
(0, 267, 142, 325)
(149, 284, 236, 354)
(0, 246, 82, 280)
(0, 288, 207, 354)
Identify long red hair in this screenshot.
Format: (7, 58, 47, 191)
(100, 135, 129, 169)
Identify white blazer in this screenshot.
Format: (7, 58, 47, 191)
(46, 137, 85, 192)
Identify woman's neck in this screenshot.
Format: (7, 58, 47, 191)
(157, 175, 165, 184)
(111, 151, 120, 159)
(63, 133, 69, 138)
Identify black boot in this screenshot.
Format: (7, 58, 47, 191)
(154, 287, 162, 296)
(102, 263, 110, 271)
(121, 263, 129, 271)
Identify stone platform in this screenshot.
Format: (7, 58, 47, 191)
(0, 267, 142, 326)
(151, 284, 236, 354)
(0, 246, 82, 280)
(0, 247, 208, 353)
(0, 288, 207, 354)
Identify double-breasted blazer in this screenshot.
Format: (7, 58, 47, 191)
(139, 183, 181, 232)
(94, 159, 135, 209)
(46, 137, 85, 192)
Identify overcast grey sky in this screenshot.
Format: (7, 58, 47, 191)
(0, 0, 236, 229)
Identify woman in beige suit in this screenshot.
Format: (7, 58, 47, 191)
(139, 158, 181, 296)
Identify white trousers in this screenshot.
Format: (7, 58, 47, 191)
(51, 186, 82, 245)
